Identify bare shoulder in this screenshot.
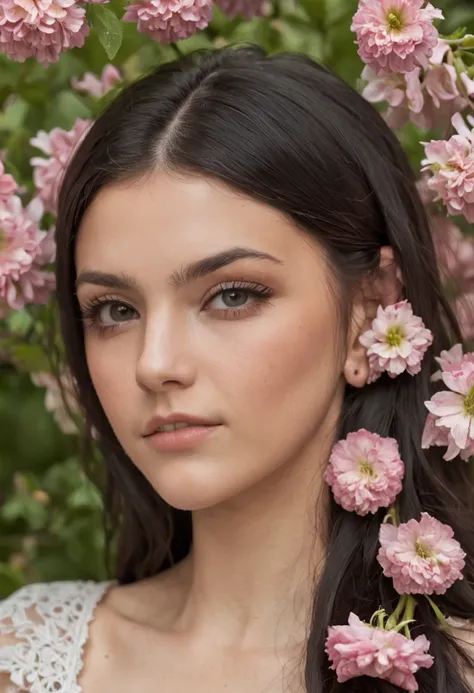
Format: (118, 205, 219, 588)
(0, 671, 15, 693)
(0, 630, 21, 693)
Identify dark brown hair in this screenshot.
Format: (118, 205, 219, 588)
(55, 45, 474, 692)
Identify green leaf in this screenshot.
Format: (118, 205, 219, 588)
(299, 0, 327, 29)
(88, 5, 123, 60)
(440, 26, 467, 41)
(8, 343, 51, 373)
(0, 97, 29, 132)
(6, 310, 33, 337)
(0, 564, 25, 598)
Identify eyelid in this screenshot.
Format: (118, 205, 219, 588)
(201, 278, 271, 304)
(79, 279, 275, 334)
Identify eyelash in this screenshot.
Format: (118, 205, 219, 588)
(79, 280, 274, 336)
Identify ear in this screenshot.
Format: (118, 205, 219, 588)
(344, 247, 404, 388)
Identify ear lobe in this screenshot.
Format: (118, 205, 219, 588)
(344, 299, 371, 388)
(344, 342, 370, 388)
(343, 247, 403, 388)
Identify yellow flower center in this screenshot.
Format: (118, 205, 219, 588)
(386, 325, 404, 348)
(387, 11, 402, 31)
(416, 539, 433, 560)
(360, 460, 376, 477)
(464, 384, 474, 417)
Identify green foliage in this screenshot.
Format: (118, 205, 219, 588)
(0, 0, 472, 593)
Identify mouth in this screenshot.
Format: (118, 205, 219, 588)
(144, 423, 222, 452)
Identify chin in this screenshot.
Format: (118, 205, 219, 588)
(145, 460, 241, 512)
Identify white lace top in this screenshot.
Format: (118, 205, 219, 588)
(1, 580, 473, 693)
(0, 581, 114, 693)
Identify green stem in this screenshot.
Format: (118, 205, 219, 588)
(383, 505, 400, 526)
(426, 595, 448, 630)
(386, 594, 408, 630)
(404, 594, 417, 623)
(170, 42, 184, 59)
(390, 595, 418, 638)
(370, 608, 386, 628)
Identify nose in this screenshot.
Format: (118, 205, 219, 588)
(135, 311, 196, 393)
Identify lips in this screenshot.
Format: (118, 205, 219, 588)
(143, 413, 220, 437)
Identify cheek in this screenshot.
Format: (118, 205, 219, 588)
(85, 338, 134, 433)
(216, 301, 343, 437)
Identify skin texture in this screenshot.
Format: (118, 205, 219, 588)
(72, 171, 377, 693)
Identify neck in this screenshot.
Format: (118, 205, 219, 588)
(169, 411, 338, 649)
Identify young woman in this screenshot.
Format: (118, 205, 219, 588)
(1, 44, 474, 693)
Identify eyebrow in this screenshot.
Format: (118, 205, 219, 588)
(75, 246, 283, 292)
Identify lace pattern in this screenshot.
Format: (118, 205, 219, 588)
(0, 581, 113, 693)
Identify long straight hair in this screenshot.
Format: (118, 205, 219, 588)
(55, 45, 474, 691)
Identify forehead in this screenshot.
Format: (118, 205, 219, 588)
(75, 171, 324, 282)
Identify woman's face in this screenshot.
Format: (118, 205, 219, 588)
(75, 172, 348, 510)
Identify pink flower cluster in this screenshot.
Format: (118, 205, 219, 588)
(325, 430, 404, 516)
(351, 0, 443, 76)
(428, 217, 474, 340)
(326, 612, 433, 690)
(123, 0, 213, 44)
(422, 113, 474, 223)
(0, 0, 89, 65)
(30, 118, 92, 215)
(359, 300, 433, 383)
(0, 161, 18, 202)
(423, 344, 474, 460)
(0, 177, 56, 311)
(325, 403, 466, 687)
(378, 513, 466, 594)
(71, 64, 122, 99)
(362, 40, 473, 131)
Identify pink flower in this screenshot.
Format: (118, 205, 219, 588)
(0, 0, 89, 66)
(425, 360, 474, 453)
(417, 172, 436, 205)
(71, 64, 122, 99)
(362, 41, 467, 130)
(422, 113, 474, 223)
(422, 410, 474, 460)
(215, 0, 266, 19)
(325, 430, 404, 516)
(30, 118, 92, 215)
(123, 0, 213, 44)
(377, 513, 466, 594)
(461, 72, 474, 98)
(362, 65, 424, 128)
(0, 161, 18, 203)
(31, 369, 80, 435)
(0, 197, 56, 310)
(455, 293, 474, 341)
(431, 343, 474, 381)
(359, 300, 433, 383)
(430, 216, 474, 293)
(423, 345, 474, 460)
(351, 0, 443, 75)
(326, 612, 433, 690)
